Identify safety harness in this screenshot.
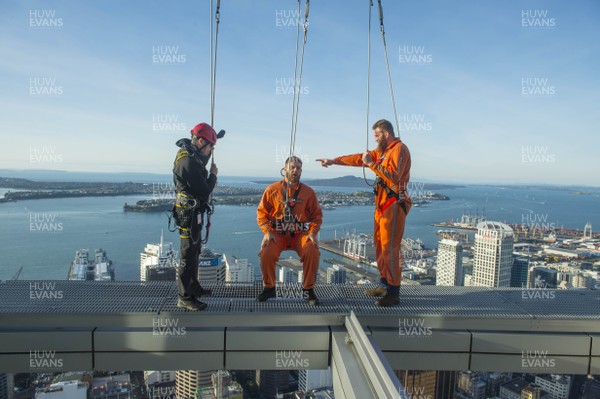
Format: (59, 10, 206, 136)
(374, 177, 407, 215)
(270, 182, 310, 241)
(372, 148, 408, 215)
(168, 146, 214, 245)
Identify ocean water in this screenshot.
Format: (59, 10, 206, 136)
(0, 180, 598, 281)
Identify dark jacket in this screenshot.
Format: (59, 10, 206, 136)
(173, 138, 217, 201)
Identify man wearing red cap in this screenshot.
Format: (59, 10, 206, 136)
(173, 123, 219, 311)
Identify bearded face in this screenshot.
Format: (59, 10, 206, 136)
(285, 161, 302, 185)
(373, 128, 389, 152)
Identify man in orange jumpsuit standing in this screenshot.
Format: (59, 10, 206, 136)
(257, 156, 323, 305)
(317, 119, 411, 306)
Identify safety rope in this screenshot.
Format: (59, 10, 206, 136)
(362, 0, 375, 187)
(210, 0, 220, 129)
(206, 0, 221, 243)
(286, 0, 310, 207)
(288, 0, 310, 161)
(208, 0, 221, 169)
(377, 0, 400, 136)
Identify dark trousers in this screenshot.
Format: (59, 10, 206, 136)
(177, 209, 202, 299)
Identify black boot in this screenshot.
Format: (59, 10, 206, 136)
(375, 285, 400, 307)
(177, 297, 208, 311)
(303, 288, 320, 306)
(257, 287, 276, 302)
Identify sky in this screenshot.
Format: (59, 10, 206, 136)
(0, 0, 599, 186)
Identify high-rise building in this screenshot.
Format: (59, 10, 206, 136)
(396, 370, 436, 399)
(279, 266, 298, 283)
(435, 371, 457, 399)
(176, 371, 214, 399)
(298, 369, 332, 393)
(511, 256, 529, 288)
(144, 371, 176, 399)
(140, 232, 178, 281)
(224, 255, 255, 283)
(571, 273, 594, 289)
(198, 249, 226, 283)
(436, 239, 463, 286)
(326, 265, 347, 284)
(256, 370, 290, 399)
(0, 374, 13, 399)
(211, 371, 243, 399)
(530, 267, 559, 289)
(499, 378, 530, 399)
(92, 374, 131, 399)
(486, 372, 512, 397)
(456, 371, 486, 399)
(473, 221, 514, 287)
(583, 222, 592, 239)
(582, 378, 600, 398)
(533, 375, 570, 399)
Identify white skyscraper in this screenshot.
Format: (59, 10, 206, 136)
(175, 371, 213, 399)
(140, 231, 178, 282)
(436, 239, 463, 286)
(224, 254, 255, 283)
(198, 249, 226, 283)
(299, 369, 333, 393)
(473, 221, 514, 287)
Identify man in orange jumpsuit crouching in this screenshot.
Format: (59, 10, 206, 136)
(317, 119, 411, 307)
(257, 156, 323, 305)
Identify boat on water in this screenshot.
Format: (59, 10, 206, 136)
(68, 249, 115, 281)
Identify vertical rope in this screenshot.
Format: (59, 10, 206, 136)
(209, 0, 214, 126)
(288, 0, 303, 160)
(211, 0, 221, 129)
(362, 0, 375, 187)
(290, 0, 310, 158)
(377, 0, 400, 136)
(366, 0, 373, 151)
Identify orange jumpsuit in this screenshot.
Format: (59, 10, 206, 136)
(333, 138, 411, 286)
(257, 181, 323, 289)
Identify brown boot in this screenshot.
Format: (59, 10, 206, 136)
(364, 286, 387, 297)
(375, 293, 400, 307)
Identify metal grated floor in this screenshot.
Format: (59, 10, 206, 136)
(1, 281, 599, 320)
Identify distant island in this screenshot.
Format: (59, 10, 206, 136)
(124, 189, 449, 212)
(253, 175, 460, 190)
(0, 176, 450, 206)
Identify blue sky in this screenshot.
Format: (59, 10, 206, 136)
(0, 0, 599, 185)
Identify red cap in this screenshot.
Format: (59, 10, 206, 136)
(191, 123, 217, 144)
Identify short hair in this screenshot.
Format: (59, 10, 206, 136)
(372, 119, 395, 137)
(285, 156, 303, 166)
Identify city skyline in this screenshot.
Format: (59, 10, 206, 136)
(0, 1, 599, 186)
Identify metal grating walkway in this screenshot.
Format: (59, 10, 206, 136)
(1, 281, 600, 374)
(1, 281, 599, 329)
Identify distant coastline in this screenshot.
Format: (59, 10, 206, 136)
(0, 169, 598, 189)
(252, 175, 462, 190)
(1, 174, 596, 205)
(0, 176, 450, 209)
